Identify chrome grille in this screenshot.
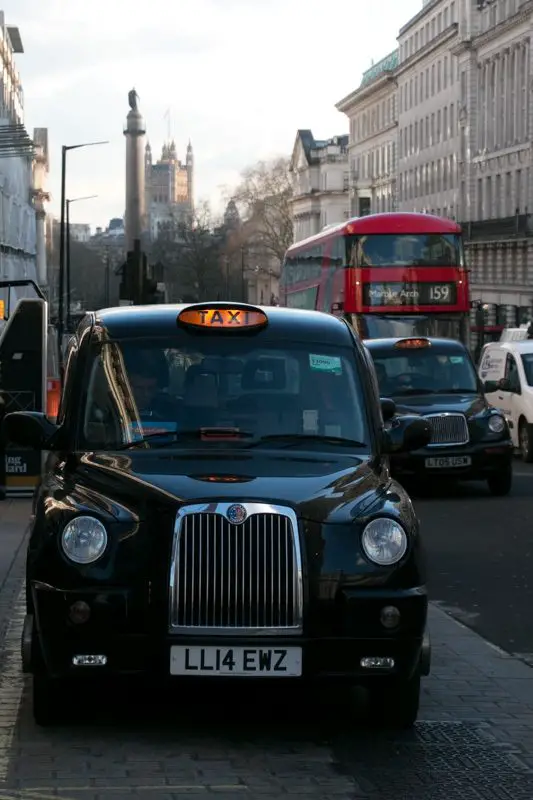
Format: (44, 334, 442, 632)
(169, 502, 303, 635)
(424, 413, 469, 447)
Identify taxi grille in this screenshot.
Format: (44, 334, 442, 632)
(424, 413, 469, 447)
(169, 504, 303, 635)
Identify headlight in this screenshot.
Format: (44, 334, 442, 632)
(61, 516, 108, 564)
(361, 518, 408, 566)
(487, 414, 505, 434)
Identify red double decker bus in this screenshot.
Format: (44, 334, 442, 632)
(280, 212, 470, 344)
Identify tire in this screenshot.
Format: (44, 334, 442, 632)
(519, 419, 533, 462)
(367, 672, 421, 729)
(487, 465, 512, 497)
(32, 674, 68, 727)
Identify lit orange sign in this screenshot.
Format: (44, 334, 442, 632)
(395, 338, 431, 349)
(0, 300, 4, 319)
(178, 307, 268, 329)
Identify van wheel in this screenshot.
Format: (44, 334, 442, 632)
(519, 419, 533, 462)
(487, 464, 512, 496)
(367, 673, 421, 729)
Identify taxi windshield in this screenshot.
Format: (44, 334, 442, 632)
(78, 336, 368, 450)
(369, 346, 479, 396)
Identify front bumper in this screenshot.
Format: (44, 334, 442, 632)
(29, 582, 429, 684)
(391, 439, 513, 480)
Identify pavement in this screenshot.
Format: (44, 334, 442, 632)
(0, 475, 530, 799)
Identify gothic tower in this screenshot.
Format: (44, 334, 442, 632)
(186, 140, 194, 212)
(144, 141, 152, 226)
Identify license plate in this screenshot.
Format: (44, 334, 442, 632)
(425, 456, 472, 468)
(170, 646, 302, 677)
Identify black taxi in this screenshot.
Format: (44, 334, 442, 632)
(2, 302, 432, 728)
(364, 336, 514, 496)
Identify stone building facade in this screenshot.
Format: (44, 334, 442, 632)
(289, 130, 349, 242)
(336, 51, 399, 216)
(335, 0, 533, 345)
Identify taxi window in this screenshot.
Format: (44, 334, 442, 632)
(78, 336, 368, 450)
(370, 347, 478, 395)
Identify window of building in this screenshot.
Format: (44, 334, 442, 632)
(450, 1, 455, 21)
(450, 103, 455, 136)
(443, 55, 448, 89)
(431, 63, 435, 93)
(437, 109, 441, 141)
(444, 7, 448, 27)
(443, 106, 448, 140)
(425, 67, 430, 98)
(431, 113, 435, 145)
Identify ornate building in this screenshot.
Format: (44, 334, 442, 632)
(289, 130, 349, 242)
(336, 51, 399, 216)
(144, 139, 194, 240)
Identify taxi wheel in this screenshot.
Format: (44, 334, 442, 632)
(32, 675, 70, 727)
(367, 672, 421, 729)
(519, 419, 533, 462)
(487, 465, 512, 497)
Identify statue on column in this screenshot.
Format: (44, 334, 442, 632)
(128, 88, 139, 111)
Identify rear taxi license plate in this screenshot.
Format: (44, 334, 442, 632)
(425, 456, 472, 468)
(170, 646, 302, 677)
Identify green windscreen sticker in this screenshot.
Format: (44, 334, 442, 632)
(309, 354, 342, 373)
(450, 356, 464, 364)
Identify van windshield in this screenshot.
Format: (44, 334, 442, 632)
(78, 337, 369, 450)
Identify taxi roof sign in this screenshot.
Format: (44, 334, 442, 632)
(394, 337, 431, 349)
(178, 305, 268, 330)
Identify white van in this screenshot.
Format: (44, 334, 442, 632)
(478, 339, 533, 461)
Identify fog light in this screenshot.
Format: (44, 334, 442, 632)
(69, 600, 91, 624)
(72, 654, 107, 666)
(360, 657, 395, 669)
(380, 605, 401, 629)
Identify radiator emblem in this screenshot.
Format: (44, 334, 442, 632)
(226, 504, 247, 525)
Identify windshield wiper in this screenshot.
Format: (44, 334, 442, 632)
(246, 433, 366, 450)
(391, 388, 435, 396)
(434, 388, 478, 394)
(116, 428, 255, 450)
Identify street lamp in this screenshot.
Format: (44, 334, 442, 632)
(65, 194, 98, 332)
(58, 140, 108, 355)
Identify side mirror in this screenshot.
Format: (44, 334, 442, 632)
(497, 377, 511, 391)
(383, 414, 432, 454)
(482, 380, 499, 393)
(1, 412, 58, 450)
(380, 397, 396, 422)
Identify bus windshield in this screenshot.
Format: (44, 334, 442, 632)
(347, 233, 463, 268)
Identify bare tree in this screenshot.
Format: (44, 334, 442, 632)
(151, 202, 225, 302)
(230, 157, 293, 267)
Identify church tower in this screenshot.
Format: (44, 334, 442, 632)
(144, 141, 152, 230)
(186, 140, 194, 212)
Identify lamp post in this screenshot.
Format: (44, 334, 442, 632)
(65, 194, 98, 332)
(58, 141, 108, 357)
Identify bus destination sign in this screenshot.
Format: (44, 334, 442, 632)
(362, 282, 457, 307)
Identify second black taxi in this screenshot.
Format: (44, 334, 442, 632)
(3, 302, 432, 728)
(364, 336, 514, 496)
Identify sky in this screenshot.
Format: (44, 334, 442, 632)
(8, 0, 423, 230)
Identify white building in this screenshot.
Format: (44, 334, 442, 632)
(452, 0, 533, 335)
(69, 223, 91, 243)
(396, 0, 461, 219)
(0, 15, 49, 307)
(289, 130, 349, 242)
(336, 51, 399, 216)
